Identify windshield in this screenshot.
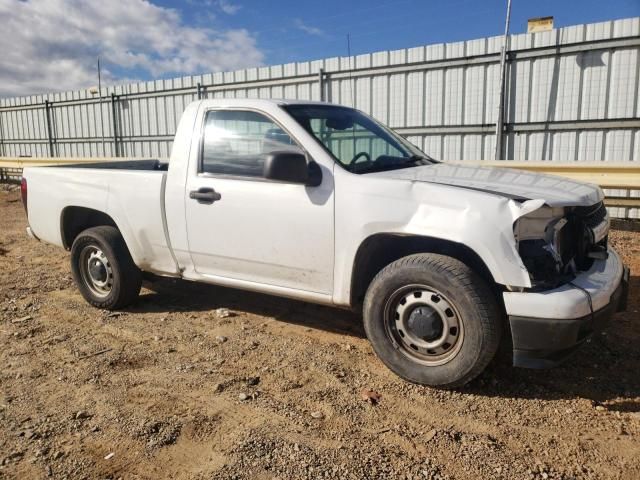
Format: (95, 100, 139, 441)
(283, 104, 436, 174)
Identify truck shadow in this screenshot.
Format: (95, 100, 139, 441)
(467, 272, 640, 404)
(133, 276, 365, 339)
(131, 274, 639, 404)
(468, 329, 640, 404)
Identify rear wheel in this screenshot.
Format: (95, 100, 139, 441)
(363, 253, 502, 388)
(70, 226, 142, 310)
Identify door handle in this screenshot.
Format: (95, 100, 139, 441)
(189, 187, 222, 204)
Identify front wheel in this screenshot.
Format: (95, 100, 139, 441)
(363, 253, 502, 388)
(70, 226, 142, 310)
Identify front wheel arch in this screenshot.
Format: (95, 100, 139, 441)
(350, 233, 501, 309)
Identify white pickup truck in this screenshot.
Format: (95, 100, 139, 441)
(22, 99, 629, 387)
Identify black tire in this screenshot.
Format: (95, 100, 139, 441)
(70, 226, 142, 310)
(363, 253, 502, 388)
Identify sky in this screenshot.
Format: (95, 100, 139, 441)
(0, 0, 638, 98)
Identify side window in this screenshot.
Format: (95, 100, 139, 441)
(201, 110, 302, 177)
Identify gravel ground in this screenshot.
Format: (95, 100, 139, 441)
(1, 185, 639, 480)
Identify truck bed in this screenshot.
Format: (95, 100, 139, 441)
(23, 163, 178, 276)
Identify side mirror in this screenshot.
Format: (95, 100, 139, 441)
(263, 151, 322, 186)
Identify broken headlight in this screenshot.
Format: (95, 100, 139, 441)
(514, 202, 610, 290)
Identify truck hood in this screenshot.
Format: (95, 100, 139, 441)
(368, 163, 603, 207)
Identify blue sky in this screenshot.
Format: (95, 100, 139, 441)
(163, 0, 640, 65)
(1, 0, 638, 97)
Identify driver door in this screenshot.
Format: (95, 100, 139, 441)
(184, 108, 335, 294)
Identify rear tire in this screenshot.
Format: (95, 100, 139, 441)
(363, 253, 502, 388)
(70, 226, 142, 310)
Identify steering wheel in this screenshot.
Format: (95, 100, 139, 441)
(351, 151, 372, 167)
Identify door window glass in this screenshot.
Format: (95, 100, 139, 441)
(201, 110, 302, 177)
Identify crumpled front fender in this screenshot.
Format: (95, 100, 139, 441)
(333, 174, 545, 305)
(402, 191, 544, 289)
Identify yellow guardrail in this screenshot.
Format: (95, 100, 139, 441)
(452, 161, 640, 190)
(450, 161, 640, 209)
(1, 157, 639, 208)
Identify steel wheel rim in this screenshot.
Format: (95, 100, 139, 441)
(79, 245, 113, 298)
(384, 284, 464, 366)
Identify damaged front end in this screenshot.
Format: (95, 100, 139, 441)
(514, 201, 610, 291)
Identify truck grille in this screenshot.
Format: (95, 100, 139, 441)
(560, 201, 609, 271)
(574, 201, 608, 230)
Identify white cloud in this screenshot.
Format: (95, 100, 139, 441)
(0, 0, 263, 98)
(185, 0, 240, 15)
(293, 19, 325, 37)
(217, 0, 241, 15)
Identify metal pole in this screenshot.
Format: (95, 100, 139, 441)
(318, 68, 325, 102)
(98, 58, 106, 157)
(0, 109, 5, 157)
(494, 0, 512, 160)
(347, 34, 355, 106)
(44, 100, 55, 157)
(110, 93, 118, 157)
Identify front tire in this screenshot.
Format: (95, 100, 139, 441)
(70, 226, 142, 310)
(363, 253, 502, 388)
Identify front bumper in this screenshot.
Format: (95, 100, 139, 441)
(503, 247, 630, 368)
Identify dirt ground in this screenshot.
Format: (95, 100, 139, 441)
(0, 185, 639, 480)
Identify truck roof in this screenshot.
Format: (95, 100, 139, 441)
(194, 98, 341, 108)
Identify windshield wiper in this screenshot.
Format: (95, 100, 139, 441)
(352, 155, 432, 174)
(406, 154, 437, 165)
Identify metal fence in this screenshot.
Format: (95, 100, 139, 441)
(1, 17, 639, 216)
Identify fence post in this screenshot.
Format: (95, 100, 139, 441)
(0, 109, 5, 157)
(110, 93, 119, 157)
(494, 0, 512, 160)
(318, 68, 325, 102)
(44, 100, 55, 157)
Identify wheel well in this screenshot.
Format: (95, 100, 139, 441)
(60, 207, 117, 250)
(350, 233, 501, 308)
